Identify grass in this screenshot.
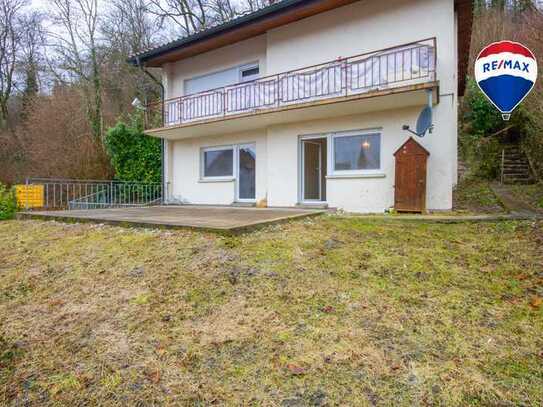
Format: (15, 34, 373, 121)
(509, 182, 543, 210)
(453, 178, 505, 214)
(1, 217, 542, 406)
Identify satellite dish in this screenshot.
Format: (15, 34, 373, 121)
(131, 97, 144, 110)
(402, 105, 434, 137)
(416, 106, 433, 135)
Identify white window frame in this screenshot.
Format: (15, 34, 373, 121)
(200, 143, 257, 203)
(239, 62, 260, 82)
(200, 145, 235, 181)
(298, 133, 328, 204)
(184, 62, 261, 95)
(329, 129, 382, 176)
(236, 143, 257, 202)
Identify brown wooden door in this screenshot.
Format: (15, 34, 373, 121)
(394, 138, 429, 212)
(303, 141, 321, 201)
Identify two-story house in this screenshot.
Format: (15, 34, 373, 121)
(130, 0, 473, 213)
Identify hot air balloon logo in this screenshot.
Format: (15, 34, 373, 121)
(474, 41, 537, 121)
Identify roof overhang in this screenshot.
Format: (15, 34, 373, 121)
(129, 0, 360, 67)
(455, 0, 473, 96)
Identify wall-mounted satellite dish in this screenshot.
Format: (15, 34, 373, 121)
(402, 90, 434, 137)
(402, 106, 434, 137)
(131, 97, 145, 110)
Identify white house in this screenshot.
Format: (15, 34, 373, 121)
(130, 0, 473, 213)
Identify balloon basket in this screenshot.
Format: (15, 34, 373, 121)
(502, 114, 511, 121)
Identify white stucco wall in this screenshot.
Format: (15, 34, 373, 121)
(266, 106, 453, 212)
(170, 130, 267, 205)
(164, 35, 267, 99)
(162, 0, 459, 212)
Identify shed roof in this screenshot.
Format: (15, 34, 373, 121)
(394, 137, 430, 157)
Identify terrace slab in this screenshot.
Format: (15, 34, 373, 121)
(17, 205, 324, 233)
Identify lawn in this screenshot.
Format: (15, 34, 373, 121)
(510, 183, 543, 211)
(1, 217, 542, 406)
(453, 178, 505, 214)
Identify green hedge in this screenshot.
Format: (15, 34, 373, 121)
(0, 184, 17, 220)
(104, 115, 161, 183)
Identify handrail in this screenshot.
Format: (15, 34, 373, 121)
(145, 37, 437, 129)
(27, 177, 162, 185)
(22, 178, 167, 211)
(153, 37, 437, 105)
(501, 149, 505, 184)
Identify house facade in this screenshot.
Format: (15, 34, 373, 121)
(131, 0, 473, 213)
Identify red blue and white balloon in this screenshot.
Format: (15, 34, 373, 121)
(475, 41, 537, 120)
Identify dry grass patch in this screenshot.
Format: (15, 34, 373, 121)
(453, 178, 505, 214)
(510, 182, 543, 210)
(1, 217, 542, 406)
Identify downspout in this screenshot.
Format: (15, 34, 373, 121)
(135, 56, 167, 204)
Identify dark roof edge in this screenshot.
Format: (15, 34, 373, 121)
(127, 0, 312, 66)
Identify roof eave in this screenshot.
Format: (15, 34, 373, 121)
(127, 0, 312, 66)
(127, 0, 360, 67)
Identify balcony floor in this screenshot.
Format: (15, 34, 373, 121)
(18, 206, 324, 233)
(147, 81, 438, 140)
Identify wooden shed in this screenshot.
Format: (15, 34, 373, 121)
(393, 137, 430, 213)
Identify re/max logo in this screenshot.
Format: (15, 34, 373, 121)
(483, 59, 530, 73)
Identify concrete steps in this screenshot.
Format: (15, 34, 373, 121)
(501, 145, 535, 185)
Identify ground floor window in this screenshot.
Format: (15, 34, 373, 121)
(332, 131, 381, 173)
(202, 146, 234, 178)
(200, 143, 256, 201)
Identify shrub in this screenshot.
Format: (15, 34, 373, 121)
(462, 79, 503, 137)
(460, 79, 534, 180)
(104, 114, 161, 183)
(0, 184, 17, 220)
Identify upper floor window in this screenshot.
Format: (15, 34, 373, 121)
(185, 62, 260, 95)
(240, 64, 260, 82)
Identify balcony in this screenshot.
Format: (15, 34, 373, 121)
(145, 38, 437, 139)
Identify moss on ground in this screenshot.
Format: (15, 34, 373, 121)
(453, 178, 505, 214)
(510, 182, 543, 210)
(0, 217, 542, 406)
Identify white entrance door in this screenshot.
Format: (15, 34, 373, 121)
(237, 144, 256, 202)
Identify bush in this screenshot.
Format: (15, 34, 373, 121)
(460, 78, 534, 180)
(0, 184, 17, 220)
(462, 79, 503, 137)
(104, 114, 161, 183)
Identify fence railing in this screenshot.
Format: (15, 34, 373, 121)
(19, 178, 165, 211)
(145, 38, 437, 129)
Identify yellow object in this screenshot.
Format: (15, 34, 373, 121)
(256, 198, 268, 208)
(16, 185, 44, 208)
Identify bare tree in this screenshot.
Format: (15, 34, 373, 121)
(100, 0, 161, 119)
(145, 0, 205, 35)
(47, 0, 104, 140)
(19, 11, 45, 115)
(103, 0, 158, 56)
(241, 0, 274, 13)
(144, 0, 277, 38)
(0, 0, 27, 128)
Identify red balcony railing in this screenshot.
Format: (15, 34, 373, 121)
(145, 38, 436, 129)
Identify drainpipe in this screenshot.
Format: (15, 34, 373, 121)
(136, 56, 167, 204)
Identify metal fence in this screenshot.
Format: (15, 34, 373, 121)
(20, 178, 165, 211)
(146, 38, 437, 129)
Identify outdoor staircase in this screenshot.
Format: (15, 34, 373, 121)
(501, 144, 535, 185)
